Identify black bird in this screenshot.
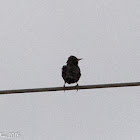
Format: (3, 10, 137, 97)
(62, 56, 82, 89)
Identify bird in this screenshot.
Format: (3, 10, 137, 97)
(62, 56, 82, 90)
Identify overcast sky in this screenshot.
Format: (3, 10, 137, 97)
(0, 0, 140, 139)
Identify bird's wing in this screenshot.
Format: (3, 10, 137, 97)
(62, 65, 67, 79)
(62, 65, 67, 73)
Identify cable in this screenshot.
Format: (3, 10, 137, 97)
(0, 82, 140, 94)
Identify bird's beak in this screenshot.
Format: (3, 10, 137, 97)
(78, 58, 83, 61)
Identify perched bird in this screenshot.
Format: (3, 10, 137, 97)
(62, 56, 82, 89)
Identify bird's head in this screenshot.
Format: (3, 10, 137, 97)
(67, 56, 83, 65)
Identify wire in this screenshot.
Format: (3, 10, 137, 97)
(0, 82, 140, 94)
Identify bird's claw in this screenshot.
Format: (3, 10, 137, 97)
(63, 84, 66, 92)
(76, 83, 79, 91)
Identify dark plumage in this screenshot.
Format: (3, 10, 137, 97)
(62, 56, 82, 88)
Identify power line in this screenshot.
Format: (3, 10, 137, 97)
(0, 82, 140, 94)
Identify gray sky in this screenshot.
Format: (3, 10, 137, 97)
(0, 0, 140, 139)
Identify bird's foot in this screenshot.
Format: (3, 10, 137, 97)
(76, 83, 79, 91)
(63, 84, 66, 92)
